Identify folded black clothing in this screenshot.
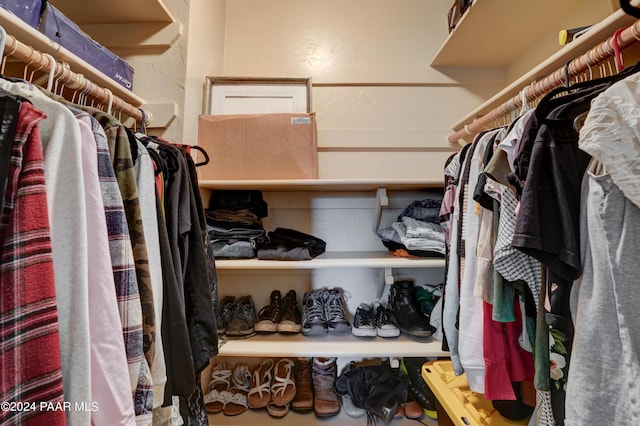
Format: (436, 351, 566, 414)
(258, 227, 327, 260)
(257, 246, 315, 261)
(209, 190, 268, 218)
(397, 198, 442, 223)
(381, 239, 444, 258)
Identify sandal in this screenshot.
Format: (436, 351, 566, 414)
(266, 402, 290, 418)
(224, 364, 252, 416)
(204, 363, 232, 413)
(247, 359, 275, 409)
(271, 358, 296, 406)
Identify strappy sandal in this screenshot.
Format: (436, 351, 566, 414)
(247, 359, 275, 409)
(224, 364, 252, 416)
(204, 363, 232, 414)
(271, 358, 296, 406)
(266, 402, 290, 418)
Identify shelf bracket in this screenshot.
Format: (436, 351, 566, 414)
(373, 186, 389, 232)
(377, 267, 395, 298)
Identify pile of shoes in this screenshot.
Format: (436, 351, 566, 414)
(334, 360, 418, 423)
(204, 357, 342, 418)
(301, 288, 351, 335)
(377, 197, 446, 258)
(254, 289, 302, 334)
(206, 190, 268, 259)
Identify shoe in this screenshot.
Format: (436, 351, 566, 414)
(388, 280, 432, 337)
(291, 357, 314, 412)
(218, 296, 237, 334)
(223, 364, 252, 416)
(312, 357, 340, 417)
(278, 290, 302, 333)
(351, 303, 377, 337)
(374, 302, 400, 338)
(302, 290, 327, 335)
(342, 394, 366, 418)
(266, 402, 290, 417)
(226, 295, 256, 337)
(271, 358, 296, 406)
(255, 290, 282, 333)
(401, 357, 437, 417)
(323, 288, 351, 333)
(247, 359, 274, 409)
(204, 363, 232, 414)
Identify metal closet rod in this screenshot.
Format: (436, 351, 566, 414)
(449, 19, 640, 145)
(2, 33, 151, 126)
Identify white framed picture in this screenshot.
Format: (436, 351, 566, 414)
(204, 76, 312, 115)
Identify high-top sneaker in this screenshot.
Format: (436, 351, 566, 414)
(388, 280, 432, 337)
(302, 289, 326, 335)
(312, 357, 340, 417)
(291, 357, 314, 412)
(323, 288, 351, 334)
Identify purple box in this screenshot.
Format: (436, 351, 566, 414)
(39, 3, 134, 90)
(0, 0, 43, 29)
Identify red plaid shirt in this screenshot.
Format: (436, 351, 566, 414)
(0, 102, 66, 425)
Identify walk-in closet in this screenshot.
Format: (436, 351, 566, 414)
(1, 1, 639, 426)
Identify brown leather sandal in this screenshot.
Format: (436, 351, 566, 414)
(271, 358, 296, 406)
(247, 359, 274, 409)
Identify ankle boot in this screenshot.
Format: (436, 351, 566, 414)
(291, 357, 314, 412)
(388, 280, 432, 337)
(312, 357, 340, 417)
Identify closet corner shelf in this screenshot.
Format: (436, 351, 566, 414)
(0, 7, 145, 107)
(215, 251, 446, 270)
(198, 178, 443, 192)
(431, 0, 600, 67)
(449, 7, 637, 135)
(218, 333, 449, 358)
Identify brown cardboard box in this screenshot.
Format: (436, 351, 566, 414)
(198, 113, 318, 180)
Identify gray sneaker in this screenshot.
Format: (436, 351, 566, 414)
(323, 288, 351, 334)
(302, 290, 327, 335)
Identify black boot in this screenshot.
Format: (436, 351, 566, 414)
(388, 280, 432, 337)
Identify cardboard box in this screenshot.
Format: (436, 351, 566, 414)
(198, 113, 318, 180)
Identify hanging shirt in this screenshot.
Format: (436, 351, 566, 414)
(0, 98, 66, 426)
(0, 78, 92, 426)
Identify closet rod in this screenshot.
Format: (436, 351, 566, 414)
(2, 33, 152, 126)
(448, 19, 640, 145)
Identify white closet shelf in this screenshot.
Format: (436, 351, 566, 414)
(431, 0, 603, 67)
(216, 251, 445, 270)
(450, 7, 637, 136)
(209, 410, 439, 426)
(0, 7, 145, 107)
(217, 333, 448, 358)
(49, 0, 180, 51)
(199, 178, 443, 192)
(50, 0, 175, 25)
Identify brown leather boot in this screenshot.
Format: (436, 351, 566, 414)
(290, 357, 314, 412)
(312, 357, 340, 417)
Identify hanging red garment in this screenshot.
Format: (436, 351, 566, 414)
(0, 102, 66, 425)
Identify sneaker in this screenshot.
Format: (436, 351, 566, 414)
(255, 290, 282, 333)
(374, 302, 400, 338)
(302, 290, 327, 336)
(351, 303, 377, 337)
(323, 288, 351, 334)
(278, 289, 302, 333)
(226, 295, 256, 337)
(218, 295, 237, 334)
